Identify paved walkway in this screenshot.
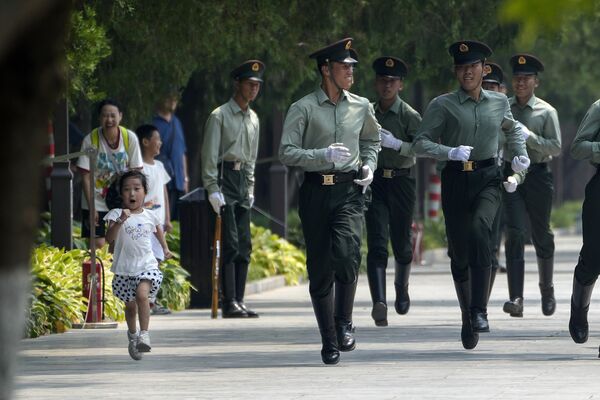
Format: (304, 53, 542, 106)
(14, 232, 600, 399)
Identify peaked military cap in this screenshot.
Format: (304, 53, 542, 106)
(510, 53, 544, 75)
(231, 60, 265, 82)
(483, 62, 504, 84)
(309, 38, 358, 66)
(448, 40, 492, 65)
(372, 56, 408, 79)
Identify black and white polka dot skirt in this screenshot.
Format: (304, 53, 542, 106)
(112, 269, 163, 303)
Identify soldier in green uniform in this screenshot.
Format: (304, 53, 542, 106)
(569, 100, 600, 348)
(481, 62, 514, 297)
(279, 38, 380, 365)
(365, 56, 421, 327)
(502, 54, 561, 318)
(481, 62, 504, 297)
(413, 40, 529, 350)
(201, 60, 265, 318)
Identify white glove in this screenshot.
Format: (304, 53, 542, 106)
(511, 155, 530, 173)
(503, 176, 518, 193)
(208, 192, 226, 214)
(447, 145, 474, 162)
(353, 165, 374, 194)
(380, 128, 402, 151)
(325, 143, 351, 163)
(249, 194, 255, 208)
(515, 121, 532, 141)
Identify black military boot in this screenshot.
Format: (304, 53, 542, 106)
(453, 279, 479, 350)
(569, 275, 595, 344)
(470, 267, 491, 333)
(311, 292, 339, 365)
(394, 262, 412, 315)
(235, 263, 259, 318)
(503, 259, 524, 317)
(334, 279, 357, 352)
(538, 256, 556, 316)
(221, 263, 247, 318)
(367, 266, 387, 326)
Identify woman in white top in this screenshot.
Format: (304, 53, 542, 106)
(105, 170, 171, 361)
(77, 98, 143, 249)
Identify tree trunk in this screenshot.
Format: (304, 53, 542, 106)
(0, 1, 72, 398)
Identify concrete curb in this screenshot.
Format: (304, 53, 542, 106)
(245, 275, 286, 296)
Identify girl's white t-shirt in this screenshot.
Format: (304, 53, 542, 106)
(104, 208, 160, 275)
(143, 160, 171, 225)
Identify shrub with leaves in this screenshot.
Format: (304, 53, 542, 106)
(422, 215, 448, 251)
(27, 245, 124, 338)
(158, 221, 194, 310)
(249, 223, 307, 285)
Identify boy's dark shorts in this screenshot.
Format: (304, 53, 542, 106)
(81, 209, 109, 238)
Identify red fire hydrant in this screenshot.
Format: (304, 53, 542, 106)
(82, 261, 102, 322)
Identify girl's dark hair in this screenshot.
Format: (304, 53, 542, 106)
(119, 170, 147, 194)
(135, 124, 159, 141)
(97, 98, 122, 114)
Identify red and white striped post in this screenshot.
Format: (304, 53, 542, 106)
(427, 162, 441, 221)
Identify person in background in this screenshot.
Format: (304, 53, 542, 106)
(153, 88, 189, 220)
(365, 56, 421, 327)
(502, 54, 561, 318)
(137, 123, 173, 315)
(77, 98, 143, 249)
(201, 60, 265, 319)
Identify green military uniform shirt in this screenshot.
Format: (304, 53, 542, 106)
(201, 98, 260, 195)
(279, 87, 381, 172)
(413, 88, 527, 162)
(571, 99, 600, 166)
(373, 95, 421, 169)
(510, 95, 561, 163)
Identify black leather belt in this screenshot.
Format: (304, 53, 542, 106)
(376, 168, 410, 178)
(304, 171, 357, 186)
(219, 160, 244, 171)
(446, 158, 496, 172)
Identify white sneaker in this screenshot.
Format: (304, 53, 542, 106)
(136, 331, 151, 352)
(127, 331, 143, 361)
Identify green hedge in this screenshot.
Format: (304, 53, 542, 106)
(28, 245, 124, 338)
(249, 223, 307, 285)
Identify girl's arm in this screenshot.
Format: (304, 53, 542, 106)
(155, 224, 172, 259)
(105, 209, 130, 244)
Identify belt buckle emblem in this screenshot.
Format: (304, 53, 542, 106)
(233, 161, 242, 171)
(382, 169, 394, 179)
(462, 161, 474, 172)
(322, 174, 335, 186)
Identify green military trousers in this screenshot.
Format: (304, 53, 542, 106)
(575, 169, 600, 285)
(365, 172, 416, 268)
(503, 163, 555, 262)
(299, 176, 364, 298)
(212, 166, 252, 266)
(441, 164, 502, 281)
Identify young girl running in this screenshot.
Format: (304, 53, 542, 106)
(105, 170, 172, 360)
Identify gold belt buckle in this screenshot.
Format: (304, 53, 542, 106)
(233, 161, 242, 171)
(322, 174, 335, 185)
(382, 169, 394, 179)
(462, 161, 474, 172)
